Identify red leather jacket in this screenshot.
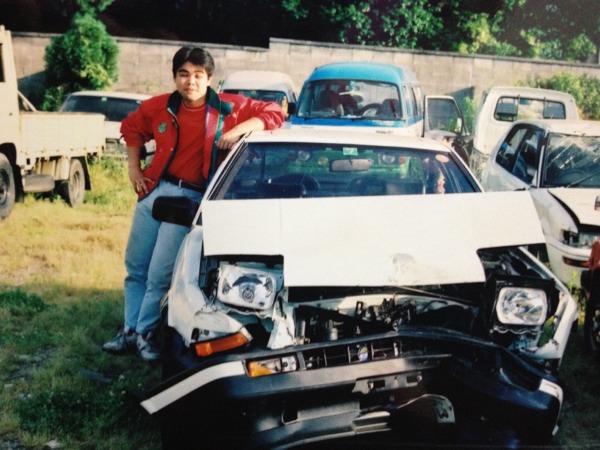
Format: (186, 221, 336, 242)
(121, 87, 284, 199)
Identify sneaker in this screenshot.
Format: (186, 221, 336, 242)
(137, 331, 160, 362)
(102, 327, 137, 354)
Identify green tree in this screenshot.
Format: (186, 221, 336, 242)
(500, 1, 599, 62)
(281, 0, 522, 52)
(42, 0, 118, 110)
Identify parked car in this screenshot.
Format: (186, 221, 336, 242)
(290, 61, 466, 140)
(469, 86, 579, 177)
(59, 90, 152, 155)
(142, 128, 577, 449)
(480, 119, 600, 287)
(219, 70, 298, 119)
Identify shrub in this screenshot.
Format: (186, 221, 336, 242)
(42, 10, 119, 110)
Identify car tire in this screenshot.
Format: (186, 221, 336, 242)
(58, 158, 85, 206)
(0, 153, 15, 219)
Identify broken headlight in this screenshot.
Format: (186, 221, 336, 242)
(495, 287, 548, 326)
(216, 262, 283, 310)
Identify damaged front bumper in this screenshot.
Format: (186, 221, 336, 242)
(142, 327, 562, 449)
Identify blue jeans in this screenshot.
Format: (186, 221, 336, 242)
(123, 181, 203, 335)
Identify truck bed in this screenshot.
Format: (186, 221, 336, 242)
(18, 111, 105, 160)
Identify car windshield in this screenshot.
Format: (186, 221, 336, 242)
(542, 133, 600, 187)
(60, 95, 143, 122)
(297, 80, 400, 119)
(214, 142, 477, 200)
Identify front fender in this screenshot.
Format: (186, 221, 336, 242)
(168, 225, 245, 346)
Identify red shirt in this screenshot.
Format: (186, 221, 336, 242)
(166, 102, 206, 186)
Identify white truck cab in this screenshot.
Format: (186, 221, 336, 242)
(470, 86, 579, 178)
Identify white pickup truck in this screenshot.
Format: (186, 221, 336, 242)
(0, 25, 105, 219)
(469, 86, 579, 178)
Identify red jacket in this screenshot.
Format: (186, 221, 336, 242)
(121, 87, 285, 199)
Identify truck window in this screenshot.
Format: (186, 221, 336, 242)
(494, 97, 566, 122)
(403, 85, 415, 118)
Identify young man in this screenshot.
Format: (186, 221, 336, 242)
(102, 46, 285, 361)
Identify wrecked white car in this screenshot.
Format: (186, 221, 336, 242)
(481, 119, 600, 287)
(142, 129, 577, 449)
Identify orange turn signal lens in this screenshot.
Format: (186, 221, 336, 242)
(247, 355, 298, 378)
(194, 332, 250, 357)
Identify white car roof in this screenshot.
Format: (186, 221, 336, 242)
(66, 90, 151, 101)
(220, 70, 297, 95)
(244, 128, 454, 153)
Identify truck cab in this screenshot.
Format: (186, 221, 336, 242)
(289, 61, 467, 151)
(290, 61, 425, 134)
(470, 86, 579, 178)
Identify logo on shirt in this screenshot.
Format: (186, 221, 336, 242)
(158, 122, 167, 133)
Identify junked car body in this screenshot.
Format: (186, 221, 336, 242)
(59, 90, 154, 155)
(143, 129, 577, 449)
(481, 119, 600, 287)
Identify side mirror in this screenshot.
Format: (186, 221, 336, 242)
(152, 196, 200, 227)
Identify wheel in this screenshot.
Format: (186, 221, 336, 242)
(270, 173, 320, 191)
(58, 158, 85, 206)
(0, 153, 15, 219)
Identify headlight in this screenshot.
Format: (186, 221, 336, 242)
(563, 229, 600, 249)
(496, 287, 548, 326)
(217, 262, 283, 310)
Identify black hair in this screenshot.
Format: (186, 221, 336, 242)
(172, 46, 215, 77)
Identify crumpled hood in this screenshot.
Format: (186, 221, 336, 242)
(548, 188, 600, 226)
(202, 191, 544, 287)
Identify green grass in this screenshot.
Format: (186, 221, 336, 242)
(1, 159, 600, 449)
(0, 159, 161, 449)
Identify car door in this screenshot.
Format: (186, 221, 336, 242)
(482, 123, 541, 191)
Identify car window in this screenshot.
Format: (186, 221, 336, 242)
(495, 126, 528, 173)
(494, 97, 567, 122)
(297, 80, 400, 119)
(214, 142, 477, 200)
(511, 128, 541, 184)
(61, 95, 144, 122)
(543, 133, 600, 187)
(403, 85, 415, 118)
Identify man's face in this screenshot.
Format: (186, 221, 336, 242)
(175, 62, 212, 106)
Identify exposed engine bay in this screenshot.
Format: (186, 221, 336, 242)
(196, 246, 565, 373)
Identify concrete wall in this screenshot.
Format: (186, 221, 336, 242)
(11, 31, 600, 108)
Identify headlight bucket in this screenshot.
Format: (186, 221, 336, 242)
(496, 287, 548, 325)
(484, 274, 556, 330)
(217, 262, 283, 310)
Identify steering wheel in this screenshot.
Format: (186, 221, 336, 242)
(357, 103, 381, 117)
(269, 173, 320, 191)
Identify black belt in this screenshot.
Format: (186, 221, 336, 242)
(162, 174, 205, 192)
